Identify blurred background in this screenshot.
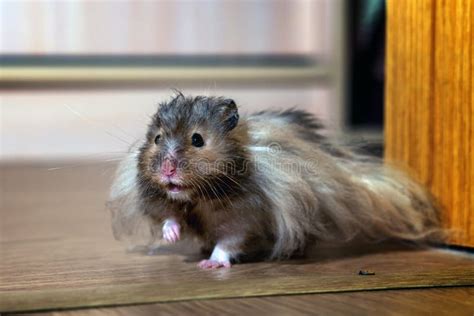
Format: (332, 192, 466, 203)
(0, 0, 385, 163)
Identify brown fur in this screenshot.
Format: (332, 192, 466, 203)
(108, 94, 444, 262)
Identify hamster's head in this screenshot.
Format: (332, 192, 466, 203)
(137, 94, 248, 202)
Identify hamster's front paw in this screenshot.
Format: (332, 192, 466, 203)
(162, 219, 180, 243)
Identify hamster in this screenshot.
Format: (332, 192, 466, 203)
(108, 93, 443, 269)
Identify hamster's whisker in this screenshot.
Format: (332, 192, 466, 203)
(206, 176, 235, 208)
(205, 168, 244, 190)
(64, 105, 135, 146)
(193, 173, 227, 208)
(197, 173, 234, 206)
(187, 178, 206, 201)
(186, 164, 245, 194)
(185, 173, 210, 201)
(47, 158, 123, 171)
(193, 176, 214, 203)
(192, 173, 219, 204)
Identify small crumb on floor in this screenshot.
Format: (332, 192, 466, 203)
(359, 270, 376, 276)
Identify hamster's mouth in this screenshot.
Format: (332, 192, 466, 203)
(166, 183, 186, 193)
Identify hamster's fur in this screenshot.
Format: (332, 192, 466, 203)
(108, 93, 443, 268)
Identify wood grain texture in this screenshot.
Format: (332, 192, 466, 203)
(1, 164, 474, 313)
(385, 0, 474, 246)
(15, 287, 474, 316)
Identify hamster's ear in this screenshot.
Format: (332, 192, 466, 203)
(220, 99, 239, 132)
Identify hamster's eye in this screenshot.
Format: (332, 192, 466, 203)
(191, 133, 204, 147)
(154, 134, 161, 144)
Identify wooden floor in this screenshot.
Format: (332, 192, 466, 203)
(1, 163, 473, 314)
(14, 288, 474, 316)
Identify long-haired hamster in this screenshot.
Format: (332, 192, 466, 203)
(108, 93, 442, 269)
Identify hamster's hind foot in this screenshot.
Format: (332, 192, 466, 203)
(198, 259, 232, 269)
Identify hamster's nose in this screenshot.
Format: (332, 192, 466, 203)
(161, 159, 177, 177)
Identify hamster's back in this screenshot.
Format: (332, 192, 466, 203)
(242, 109, 443, 258)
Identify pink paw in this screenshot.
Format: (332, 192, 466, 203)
(198, 259, 232, 269)
(162, 220, 180, 243)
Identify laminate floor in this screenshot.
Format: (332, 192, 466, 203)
(1, 164, 473, 314)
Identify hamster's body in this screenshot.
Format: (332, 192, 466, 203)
(109, 94, 442, 268)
